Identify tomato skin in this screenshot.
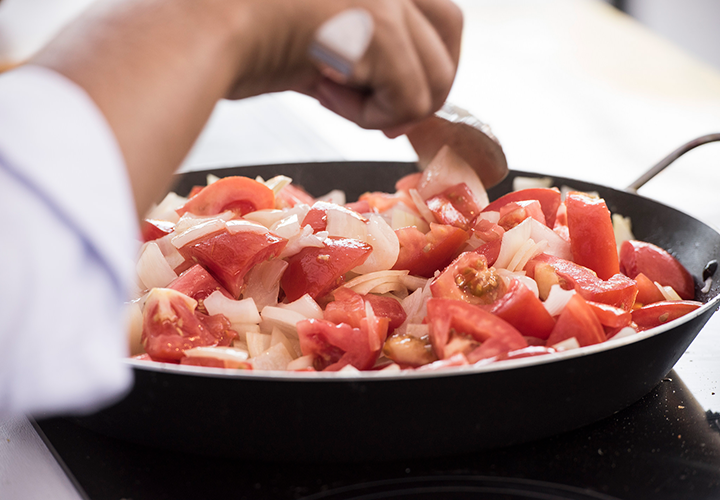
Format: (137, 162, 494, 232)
(176, 176, 275, 217)
(632, 300, 702, 331)
(474, 239, 502, 267)
(296, 316, 388, 371)
(301, 201, 367, 233)
(363, 294, 407, 333)
(585, 300, 632, 329)
(142, 288, 237, 362)
(619, 240, 695, 300)
(426, 298, 527, 360)
(395, 172, 422, 192)
(565, 192, 619, 280)
(141, 219, 175, 242)
(497, 200, 546, 230)
(482, 187, 561, 228)
(526, 254, 638, 311)
(546, 294, 606, 348)
(324, 287, 366, 328)
(168, 264, 233, 305)
(430, 252, 506, 305)
(281, 237, 372, 302)
(392, 223, 469, 278)
(483, 279, 556, 340)
(275, 183, 315, 209)
(178, 229, 287, 299)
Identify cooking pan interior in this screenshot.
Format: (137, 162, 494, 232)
(71, 162, 720, 462)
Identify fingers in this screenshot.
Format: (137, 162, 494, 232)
(309, 0, 463, 131)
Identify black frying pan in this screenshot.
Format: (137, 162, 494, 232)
(71, 157, 720, 463)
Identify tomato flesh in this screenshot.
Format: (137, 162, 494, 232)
(430, 252, 505, 305)
(546, 294, 606, 347)
(482, 187, 561, 228)
(392, 223, 469, 278)
(632, 300, 702, 331)
(176, 176, 275, 217)
(483, 278, 556, 340)
(141, 219, 175, 242)
(619, 240, 695, 300)
(425, 182, 480, 230)
(168, 264, 233, 305)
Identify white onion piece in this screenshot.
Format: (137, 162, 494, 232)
(417, 145, 489, 208)
(507, 239, 546, 273)
(279, 294, 324, 320)
(495, 218, 533, 270)
(552, 337, 580, 351)
(171, 219, 226, 249)
(242, 259, 288, 311)
(657, 282, 682, 301)
(246, 331, 272, 358)
(280, 226, 327, 259)
(260, 306, 307, 338)
(317, 189, 346, 206)
(391, 206, 430, 232)
(145, 191, 186, 222)
(226, 219, 271, 235)
(153, 233, 186, 270)
(174, 211, 234, 234)
(271, 327, 301, 358)
(251, 343, 294, 371)
(344, 270, 410, 295)
(528, 218, 572, 261)
(399, 274, 429, 291)
(478, 211, 500, 224)
(287, 354, 315, 371)
(338, 364, 361, 373)
(611, 327, 637, 340)
(206, 174, 220, 185)
(543, 284, 576, 316)
(701, 277, 713, 294)
(326, 207, 368, 240)
(612, 214, 635, 253)
(409, 189, 437, 225)
(184, 346, 249, 363)
(353, 214, 400, 274)
(243, 209, 288, 228)
(229, 322, 260, 342)
(270, 214, 301, 239)
(380, 363, 402, 372)
(512, 176, 553, 191)
(398, 281, 433, 334)
(204, 291, 261, 324)
(137, 242, 178, 290)
(125, 301, 145, 356)
(496, 270, 540, 298)
(263, 175, 292, 195)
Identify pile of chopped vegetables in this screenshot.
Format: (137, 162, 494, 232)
(127, 146, 702, 373)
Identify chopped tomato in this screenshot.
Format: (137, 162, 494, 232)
(471, 218, 505, 242)
(141, 219, 175, 242)
(586, 300, 632, 329)
(474, 239, 502, 267)
(168, 264, 233, 306)
(363, 293, 407, 333)
(482, 187, 561, 228)
(483, 279, 556, 340)
(275, 183, 315, 209)
(526, 254, 637, 311)
(619, 240, 695, 300)
(281, 237, 372, 302)
(632, 300, 702, 331)
(357, 192, 401, 213)
(497, 200, 546, 230)
(344, 200, 371, 213)
(178, 228, 287, 298)
(565, 191, 619, 280)
(142, 288, 237, 362)
(426, 298, 527, 360)
(430, 252, 506, 305)
(324, 287, 366, 328)
(392, 223, 469, 278)
(296, 316, 388, 371)
(425, 182, 480, 230)
(546, 294, 606, 347)
(301, 200, 366, 233)
(176, 176, 275, 217)
(395, 172, 422, 192)
(634, 272, 666, 306)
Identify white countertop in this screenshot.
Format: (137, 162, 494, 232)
(2, 1, 720, 498)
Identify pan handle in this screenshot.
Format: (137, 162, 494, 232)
(626, 133, 720, 192)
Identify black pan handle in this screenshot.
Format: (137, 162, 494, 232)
(626, 133, 720, 192)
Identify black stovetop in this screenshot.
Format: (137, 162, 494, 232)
(34, 367, 720, 500)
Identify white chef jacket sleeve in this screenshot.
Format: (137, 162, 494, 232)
(0, 65, 139, 418)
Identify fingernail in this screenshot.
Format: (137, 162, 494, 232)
(309, 8, 374, 79)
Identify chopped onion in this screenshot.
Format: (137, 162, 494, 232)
(263, 175, 292, 195)
(280, 225, 327, 259)
(528, 218, 571, 261)
(204, 291, 261, 324)
(174, 211, 233, 234)
(417, 145, 490, 208)
(326, 207, 368, 240)
(495, 218, 533, 270)
(496, 269, 539, 298)
(250, 342, 294, 371)
(226, 219, 271, 235)
(543, 284, 575, 316)
(506, 238, 546, 273)
(171, 218, 226, 249)
(391, 206, 429, 232)
(279, 294, 324, 320)
(145, 191, 186, 222)
(701, 277, 713, 294)
(184, 346, 249, 364)
(260, 306, 308, 338)
(406, 323, 430, 339)
(512, 176, 553, 191)
(343, 270, 410, 295)
(610, 327, 637, 340)
(244, 205, 310, 228)
(242, 259, 288, 311)
(246, 331, 272, 358)
(612, 214, 635, 253)
(229, 322, 260, 342)
(271, 327, 301, 359)
(551, 337, 580, 351)
(399, 274, 429, 291)
(338, 364, 361, 373)
(153, 233, 185, 270)
(287, 354, 315, 371)
(270, 214, 301, 239)
(317, 189, 346, 206)
(657, 282, 682, 301)
(136, 241, 178, 289)
(353, 214, 400, 274)
(206, 174, 220, 185)
(380, 363, 402, 372)
(409, 189, 437, 225)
